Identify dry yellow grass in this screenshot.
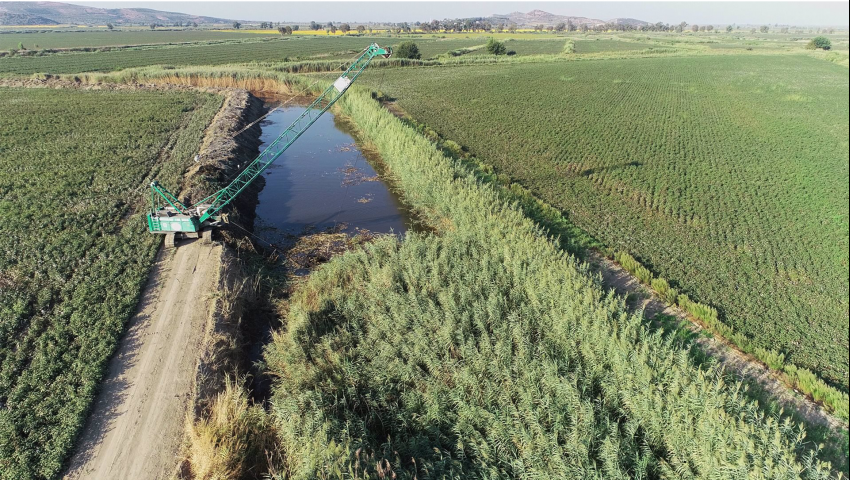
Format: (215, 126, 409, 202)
(185, 377, 276, 480)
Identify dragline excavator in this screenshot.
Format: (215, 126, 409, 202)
(146, 43, 392, 247)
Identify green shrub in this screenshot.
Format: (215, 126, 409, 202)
(394, 41, 421, 59)
(807, 36, 832, 50)
(485, 38, 507, 55)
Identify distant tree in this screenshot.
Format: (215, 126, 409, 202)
(357, 25, 365, 34)
(106, 23, 114, 30)
(807, 36, 832, 50)
(310, 21, 320, 30)
(706, 25, 714, 31)
(691, 24, 699, 32)
(149, 23, 157, 30)
(780, 27, 789, 33)
(547, 25, 554, 33)
(759, 25, 769, 33)
(555, 22, 566, 32)
(699, 25, 706, 32)
(567, 20, 576, 32)
(395, 41, 421, 59)
(508, 23, 517, 33)
(233, 21, 241, 29)
(368, 26, 373, 33)
(292, 25, 299, 31)
(329, 24, 337, 34)
(485, 38, 507, 55)
(726, 24, 733, 33)
(340, 23, 350, 34)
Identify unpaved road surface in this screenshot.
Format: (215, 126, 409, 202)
(64, 240, 222, 480)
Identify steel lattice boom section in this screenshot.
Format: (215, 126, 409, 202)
(147, 43, 391, 236)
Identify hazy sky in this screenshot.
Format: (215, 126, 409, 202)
(73, 1, 850, 26)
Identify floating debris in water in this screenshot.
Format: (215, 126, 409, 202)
(340, 162, 380, 186)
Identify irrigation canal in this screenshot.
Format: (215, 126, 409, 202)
(253, 94, 416, 242)
(245, 95, 419, 402)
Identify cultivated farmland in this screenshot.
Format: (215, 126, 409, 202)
(0, 16, 848, 480)
(364, 54, 850, 389)
(0, 36, 395, 75)
(0, 87, 220, 479)
(0, 35, 589, 76)
(0, 29, 274, 51)
(573, 38, 657, 52)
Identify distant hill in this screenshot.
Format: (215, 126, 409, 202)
(489, 9, 650, 28)
(609, 18, 651, 27)
(0, 1, 234, 26)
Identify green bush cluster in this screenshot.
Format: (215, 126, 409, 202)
(485, 38, 507, 55)
(393, 41, 421, 59)
(807, 36, 832, 50)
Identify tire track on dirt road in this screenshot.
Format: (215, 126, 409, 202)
(64, 240, 222, 480)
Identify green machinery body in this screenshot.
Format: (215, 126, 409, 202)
(146, 43, 391, 241)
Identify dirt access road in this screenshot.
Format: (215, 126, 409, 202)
(64, 240, 222, 480)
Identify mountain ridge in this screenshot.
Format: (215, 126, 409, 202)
(489, 9, 649, 27)
(0, 1, 233, 25)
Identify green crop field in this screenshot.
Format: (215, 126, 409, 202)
(0, 30, 272, 51)
(0, 87, 220, 479)
(409, 38, 485, 57)
(573, 38, 657, 52)
(503, 38, 569, 55)
(0, 36, 392, 75)
(363, 54, 850, 390)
